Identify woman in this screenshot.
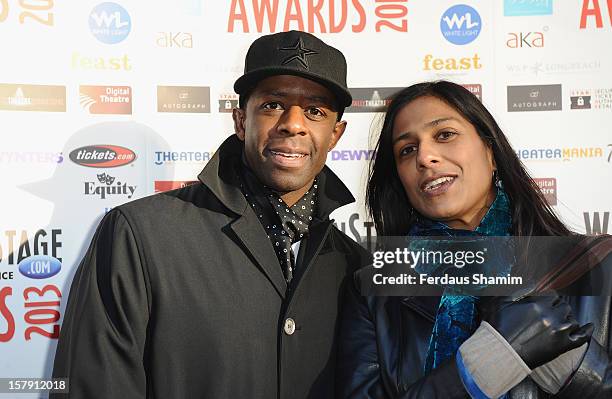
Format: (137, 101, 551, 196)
(338, 81, 612, 398)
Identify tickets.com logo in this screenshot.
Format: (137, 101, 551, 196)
(69, 145, 136, 168)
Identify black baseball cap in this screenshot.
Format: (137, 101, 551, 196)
(234, 30, 352, 109)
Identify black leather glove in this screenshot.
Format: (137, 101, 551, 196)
(477, 295, 593, 369)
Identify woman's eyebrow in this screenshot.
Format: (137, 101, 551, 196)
(392, 117, 460, 144)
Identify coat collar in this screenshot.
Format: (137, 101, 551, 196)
(197, 134, 355, 219)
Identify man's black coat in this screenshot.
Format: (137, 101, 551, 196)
(52, 135, 370, 399)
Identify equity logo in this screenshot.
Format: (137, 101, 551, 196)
(79, 85, 132, 114)
(533, 178, 557, 205)
(84, 173, 136, 199)
(69, 145, 136, 168)
(157, 86, 210, 113)
(504, 0, 553, 16)
(347, 88, 403, 113)
(440, 4, 481, 45)
(89, 2, 131, 44)
(0, 84, 65, 112)
(507, 84, 562, 112)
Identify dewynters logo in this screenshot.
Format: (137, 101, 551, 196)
(80, 85, 132, 114)
(0, 84, 66, 112)
(440, 4, 481, 45)
(18, 255, 61, 280)
(507, 84, 562, 112)
(70, 145, 136, 168)
(89, 2, 131, 44)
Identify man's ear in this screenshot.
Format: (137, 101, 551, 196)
(327, 120, 347, 151)
(233, 108, 246, 141)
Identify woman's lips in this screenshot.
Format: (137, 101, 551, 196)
(420, 176, 456, 197)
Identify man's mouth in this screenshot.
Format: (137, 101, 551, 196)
(269, 150, 307, 159)
(267, 148, 309, 168)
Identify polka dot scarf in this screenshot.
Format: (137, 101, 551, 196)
(238, 165, 317, 284)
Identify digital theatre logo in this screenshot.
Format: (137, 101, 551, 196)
(89, 2, 131, 44)
(157, 86, 210, 113)
(84, 173, 136, 199)
(79, 85, 132, 114)
(440, 4, 481, 45)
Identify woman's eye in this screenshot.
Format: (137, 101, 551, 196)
(399, 145, 417, 156)
(438, 131, 456, 140)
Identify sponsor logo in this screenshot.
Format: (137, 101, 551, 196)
(504, 0, 553, 16)
(79, 85, 132, 114)
(533, 178, 557, 205)
(584, 212, 610, 235)
(84, 173, 136, 199)
(0, 84, 65, 112)
(440, 4, 481, 45)
(461, 84, 482, 101)
(218, 94, 239, 113)
(71, 52, 132, 71)
(506, 30, 546, 48)
(154, 181, 198, 193)
(18, 255, 61, 279)
(516, 145, 609, 162)
(0, 229, 63, 267)
(0, 152, 63, 164)
(69, 145, 136, 168)
(154, 151, 212, 165)
(330, 149, 375, 161)
(580, 0, 612, 29)
(156, 32, 193, 48)
(570, 88, 612, 110)
(423, 54, 482, 72)
(346, 88, 402, 113)
(507, 84, 562, 112)
(334, 212, 375, 246)
(157, 86, 210, 113)
(89, 2, 131, 44)
(506, 59, 601, 76)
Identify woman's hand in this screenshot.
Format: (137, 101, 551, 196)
(477, 295, 593, 369)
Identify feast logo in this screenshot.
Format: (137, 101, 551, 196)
(227, 0, 409, 33)
(423, 54, 482, 72)
(533, 178, 557, 205)
(72, 52, 132, 71)
(154, 181, 198, 193)
(580, 0, 612, 29)
(506, 31, 545, 48)
(156, 32, 193, 48)
(84, 173, 136, 199)
(79, 85, 132, 114)
(69, 145, 136, 168)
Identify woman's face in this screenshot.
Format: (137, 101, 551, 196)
(392, 95, 496, 230)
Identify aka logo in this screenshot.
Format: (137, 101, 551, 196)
(84, 173, 136, 200)
(156, 32, 193, 48)
(440, 4, 481, 45)
(89, 2, 131, 44)
(506, 30, 546, 48)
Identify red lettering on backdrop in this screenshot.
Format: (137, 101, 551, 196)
(0, 287, 15, 342)
(284, 0, 305, 31)
(254, 0, 279, 32)
(330, 0, 347, 33)
(228, 0, 250, 32)
(352, 0, 366, 32)
(308, 0, 326, 33)
(580, 0, 612, 28)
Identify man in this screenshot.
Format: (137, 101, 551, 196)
(51, 30, 369, 399)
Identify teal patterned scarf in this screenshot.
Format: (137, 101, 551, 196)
(407, 188, 512, 376)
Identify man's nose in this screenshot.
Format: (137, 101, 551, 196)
(277, 106, 307, 136)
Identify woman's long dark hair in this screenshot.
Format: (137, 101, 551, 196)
(367, 81, 571, 237)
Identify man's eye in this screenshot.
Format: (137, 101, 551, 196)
(306, 107, 324, 117)
(262, 102, 282, 110)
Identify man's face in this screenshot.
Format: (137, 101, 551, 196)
(233, 75, 346, 201)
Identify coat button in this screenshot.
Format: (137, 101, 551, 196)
(284, 318, 296, 335)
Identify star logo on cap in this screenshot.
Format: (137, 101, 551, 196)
(279, 37, 318, 70)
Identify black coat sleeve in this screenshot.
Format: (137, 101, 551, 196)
(51, 209, 150, 399)
(336, 275, 469, 399)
